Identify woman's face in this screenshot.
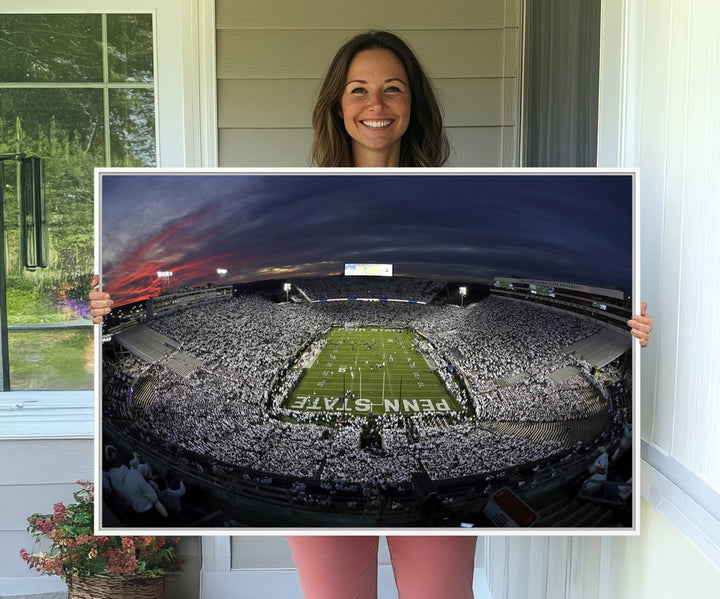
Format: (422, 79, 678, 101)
(340, 49, 411, 166)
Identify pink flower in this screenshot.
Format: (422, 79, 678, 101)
(121, 537, 135, 549)
(107, 548, 137, 576)
(19, 548, 29, 562)
(34, 518, 53, 534)
(53, 502, 66, 522)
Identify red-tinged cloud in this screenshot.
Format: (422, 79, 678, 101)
(105, 210, 211, 305)
(104, 204, 278, 305)
(102, 174, 633, 307)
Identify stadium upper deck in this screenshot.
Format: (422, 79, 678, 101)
(490, 277, 631, 327)
(292, 276, 448, 303)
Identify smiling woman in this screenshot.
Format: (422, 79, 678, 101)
(311, 30, 448, 167)
(90, 28, 652, 599)
(340, 49, 412, 166)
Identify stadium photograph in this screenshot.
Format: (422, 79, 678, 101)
(98, 170, 636, 531)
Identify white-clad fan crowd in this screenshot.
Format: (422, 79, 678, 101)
(104, 291, 608, 486)
(294, 276, 446, 302)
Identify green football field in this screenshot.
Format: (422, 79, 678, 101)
(285, 327, 461, 416)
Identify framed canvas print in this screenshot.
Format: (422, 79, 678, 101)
(95, 168, 638, 535)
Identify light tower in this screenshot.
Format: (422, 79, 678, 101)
(157, 271, 173, 295)
(283, 282, 291, 302)
(459, 286, 467, 307)
(217, 268, 227, 279)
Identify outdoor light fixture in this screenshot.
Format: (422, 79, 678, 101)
(459, 286, 467, 307)
(157, 271, 173, 294)
(284, 283, 291, 302)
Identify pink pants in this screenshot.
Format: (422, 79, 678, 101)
(287, 535, 476, 599)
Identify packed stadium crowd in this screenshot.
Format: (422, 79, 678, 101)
(294, 275, 447, 302)
(103, 289, 616, 486)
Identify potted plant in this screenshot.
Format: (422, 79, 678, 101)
(20, 480, 182, 599)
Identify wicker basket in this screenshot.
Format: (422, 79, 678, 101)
(67, 575, 165, 599)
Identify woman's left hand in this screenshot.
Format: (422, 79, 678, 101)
(89, 274, 114, 324)
(627, 301, 653, 348)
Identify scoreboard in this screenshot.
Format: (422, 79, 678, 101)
(344, 263, 393, 277)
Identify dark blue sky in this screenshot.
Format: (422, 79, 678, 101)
(101, 172, 633, 306)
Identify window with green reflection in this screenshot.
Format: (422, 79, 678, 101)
(0, 13, 156, 390)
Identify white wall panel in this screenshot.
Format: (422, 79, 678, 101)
(503, 78, 517, 127)
(671, 1, 720, 484)
(219, 128, 313, 167)
(230, 536, 297, 569)
(487, 535, 605, 599)
(507, 537, 531, 598)
(218, 78, 514, 129)
(216, 0, 521, 167)
(0, 439, 93, 485)
(504, 27, 519, 78)
(217, 29, 508, 80)
(525, 537, 550, 597)
(0, 531, 49, 580)
(599, 0, 720, 490)
(217, 0, 509, 30)
(0, 438, 94, 580)
(446, 127, 504, 167)
(439, 79, 508, 127)
(0, 483, 84, 531)
(502, 126, 518, 167)
(219, 126, 510, 168)
(505, 0, 521, 29)
(569, 536, 602, 599)
(613, 0, 720, 488)
(653, 0, 689, 464)
(634, 0, 674, 450)
(218, 79, 320, 128)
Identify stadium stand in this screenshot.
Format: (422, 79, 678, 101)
(101, 276, 634, 527)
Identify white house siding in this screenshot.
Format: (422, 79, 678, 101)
(485, 0, 720, 597)
(0, 439, 93, 592)
(215, 0, 521, 167)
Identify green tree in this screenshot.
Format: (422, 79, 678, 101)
(1, 13, 155, 324)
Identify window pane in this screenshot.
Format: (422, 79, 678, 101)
(1, 89, 103, 282)
(9, 329, 94, 390)
(107, 14, 154, 83)
(0, 88, 106, 164)
(1, 88, 99, 390)
(110, 89, 157, 166)
(0, 14, 103, 82)
(0, 11, 157, 390)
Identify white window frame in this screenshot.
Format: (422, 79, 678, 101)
(0, 0, 217, 441)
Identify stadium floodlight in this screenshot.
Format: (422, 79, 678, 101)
(217, 268, 227, 278)
(459, 286, 467, 307)
(283, 282, 291, 302)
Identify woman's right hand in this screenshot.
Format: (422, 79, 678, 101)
(89, 274, 114, 324)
